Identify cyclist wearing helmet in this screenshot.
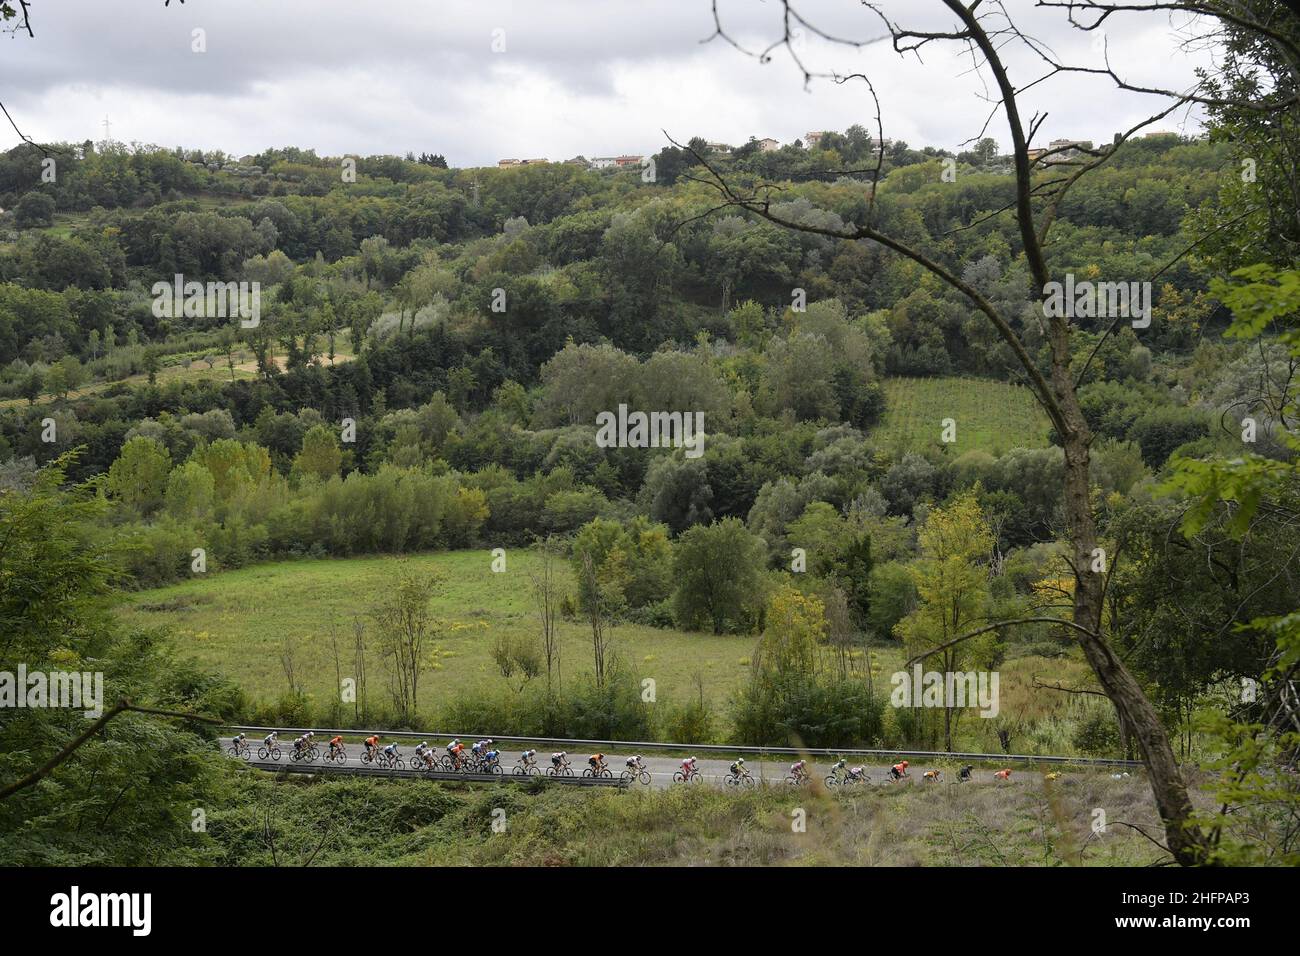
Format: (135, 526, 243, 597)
(588, 753, 606, 773)
(520, 749, 537, 769)
(447, 739, 466, 767)
(680, 756, 698, 779)
(729, 756, 747, 776)
(551, 751, 569, 770)
(625, 755, 644, 770)
(888, 760, 909, 781)
(364, 734, 380, 758)
(790, 758, 808, 779)
(959, 764, 974, 782)
(328, 734, 343, 756)
(263, 731, 278, 749)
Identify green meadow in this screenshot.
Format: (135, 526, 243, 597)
(118, 548, 775, 719)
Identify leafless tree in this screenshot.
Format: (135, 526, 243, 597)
(581, 552, 614, 688)
(278, 634, 303, 698)
(528, 537, 564, 694)
(351, 615, 368, 724)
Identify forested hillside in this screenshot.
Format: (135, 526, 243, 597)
(1, 91, 1297, 866)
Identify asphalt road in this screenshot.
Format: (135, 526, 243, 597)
(219, 737, 1069, 790)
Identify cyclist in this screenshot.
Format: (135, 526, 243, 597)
(381, 742, 400, 764)
(845, 764, 867, 783)
(994, 768, 1012, 781)
(328, 734, 344, 757)
(923, 769, 942, 783)
(519, 749, 538, 770)
(830, 756, 849, 779)
(888, 759, 909, 781)
(729, 756, 749, 779)
(483, 749, 500, 768)
(232, 732, 247, 752)
(263, 730, 278, 751)
(551, 751, 569, 771)
(625, 754, 645, 772)
(789, 759, 810, 783)
(588, 753, 607, 774)
(680, 756, 698, 780)
(958, 764, 974, 782)
(292, 733, 309, 755)
(413, 740, 429, 760)
(443, 739, 465, 768)
(364, 734, 380, 760)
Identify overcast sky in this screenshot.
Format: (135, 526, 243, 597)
(3, 0, 1214, 166)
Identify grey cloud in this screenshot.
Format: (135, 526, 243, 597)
(3, 0, 1210, 166)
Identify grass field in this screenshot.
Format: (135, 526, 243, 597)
(874, 376, 1051, 456)
(117, 548, 768, 719)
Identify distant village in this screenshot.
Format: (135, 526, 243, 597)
(496, 129, 1182, 171)
(158, 128, 1185, 180)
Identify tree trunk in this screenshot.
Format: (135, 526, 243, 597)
(1053, 361, 1209, 865)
